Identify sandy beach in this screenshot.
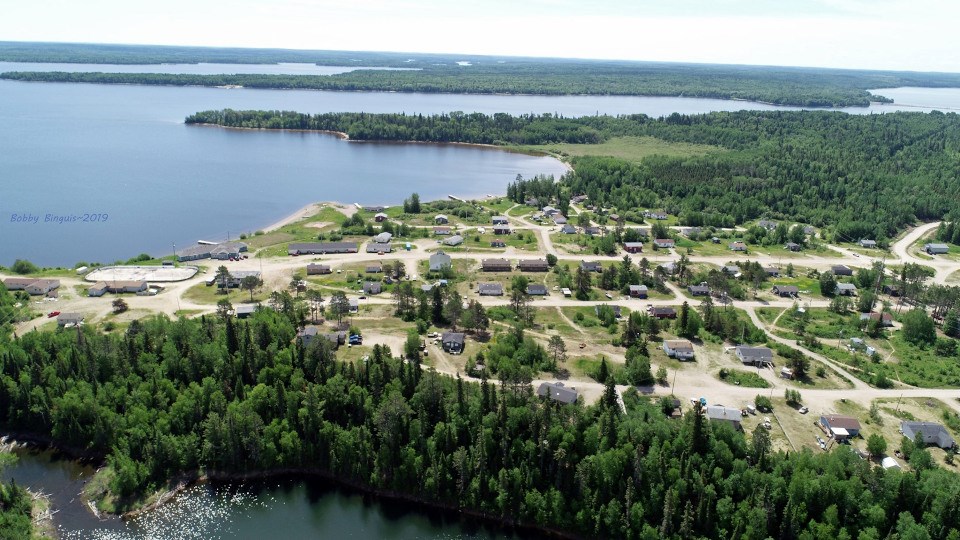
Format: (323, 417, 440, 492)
(261, 202, 356, 234)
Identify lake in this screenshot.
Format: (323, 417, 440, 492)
(0, 61, 419, 76)
(3, 71, 960, 267)
(3, 446, 525, 539)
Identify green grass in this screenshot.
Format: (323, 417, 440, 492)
(756, 307, 786, 325)
(768, 275, 823, 297)
(718, 368, 771, 388)
(459, 232, 539, 251)
(516, 136, 723, 164)
(182, 282, 271, 305)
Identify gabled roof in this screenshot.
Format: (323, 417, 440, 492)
(441, 332, 465, 345)
(664, 339, 694, 352)
(537, 382, 578, 404)
(901, 421, 956, 448)
(821, 414, 861, 431)
(443, 235, 464, 246)
(706, 406, 742, 423)
(526, 284, 548, 295)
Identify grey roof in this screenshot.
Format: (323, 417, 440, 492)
(441, 332, 465, 345)
(235, 304, 256, 316)
(724, 265, 740, 274)
(518, 259, 549, 271)
(650, 306, 676, 317)
(901, 421, 956, 448)
(706, 406, 742, 423)
(373, 232, 393, 243)
(736, 346, 773, 364)
(492, 215, 509, 223)
(581, 261, 602, 272)
(560, 224, 577, 234)
(443, 235, 464, 246)
(623, 242, 644, 249)
(831, 265, 853, 275)
(688, 285, 710, 295)
(526, 284, 548, 295)
(773, 285, 799, 294)
(477, 283, 504, 295)
(926, 243, 949, 249)
(537, 382, 578, 404)
(429, 251, 452, 271)
(836, 283, 858, 291)
(366, 243, 393, 253)
(482, 258, 512, 271)
(363, 281, 382, 294)
(289, 242, 357, 254)
(595, 304, 622, 318)
(57, 312, 84, 324)
(629, 284, 648, 293)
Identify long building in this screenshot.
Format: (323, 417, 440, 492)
(288, 242, 358, 255)
(3, 277, 60, 296)
(177, 241, 248, 262)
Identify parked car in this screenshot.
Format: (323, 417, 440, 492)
(47, 311, 60, 318)
(799, 406, 809, 414)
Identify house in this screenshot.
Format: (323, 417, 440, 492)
(525, 198, 540, 207)
(491, 216, 509, 225)
(307, 263, 331, 275)
(706, 406, 742, 429)
(537, 382, 578, 404)
(348, 298, 359, 313)
(435, 214, 449, 224)
(901, 422, 956, 449)
(177, 240, 248, 262)
(490, 240, 506, 248)
(764, 267, 780, 277)
(429, 251, 452, 272)
(542, 206, 559, 216)
(441, 332, 466, 354)
(925, 243, 950, 255)
(584, 226, 602, 236)
(87, 282, 108, 297)
(362, 206, 386, 213)
(526, 284, 548, 296)
(580, 261, 602, 273)
(629, 285, 648, 298)
(433, 226, 452, 235)
(623, 242, 644, 253)
(608, 214, 621, 222)
(298, 327, 346, 349)
(478, 283, 504, 296)
(772, 285, 799, 297)
(860, 311, 894, 327)
(560, 224, 577, 234)
(659, 262, 677, 275)
(643, 211, 667, 220)
(859, 239, 877, 248)
(482, 258, 512, 272)
(4, 278, 60, 296)
(443, 235, 464, 246)
(835, 283, 858, 296)
(571, 194, 588, 204)
(663, 339, 695, 360)
(650, 306, 677, 319)
(288, 242, 358, 255)
(758, 220, 777, 230)
(366, 243, 393, 254)
(729, 242, 747, 252)
(683, 227, 702, 238)
(493, 226, 512, 235)
(736, 345, 773, 366)
(831, 265, 853, 276)
(820, 414, 861, 439)
(553, 215, 568, 225)
(595, 304, 622, 318)
(56, 313, 84, 327)
(217, 270, 261, 288)
(688, 284, 710, 296)
(518, 259, 549, 272)
(654, 239, 675, 249)
(784, 242, 802, 252)
(374, 212, 388, 222)
(883, 284, 901, 297)
(363, 281, 382, 295)
(365, 264, 382, 273)
(723, 265, 741, 276)
(373, 232, 393, 244)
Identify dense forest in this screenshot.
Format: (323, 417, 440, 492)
(6, 42, 960, 107)
(186, 109, 960, 239)
(2, 286, 960, 538)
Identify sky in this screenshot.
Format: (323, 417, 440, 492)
(3, 0, 960, 72)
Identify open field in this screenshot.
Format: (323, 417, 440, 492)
(516, 136, 724, 164)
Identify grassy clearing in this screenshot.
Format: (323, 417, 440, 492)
(182, 282, 271, 305)
(516, 136, 723, 164)
(717, 368, 770, 388)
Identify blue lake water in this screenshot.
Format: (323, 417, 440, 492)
(0, 61, 418, 76)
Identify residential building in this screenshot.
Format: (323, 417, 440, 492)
(363, 281, 382, 295)
(860, 311, 894, 326)
(663, 339, 695, 360)
(441, 332, 466, 354)
(723, 265, 741, 275)
(560, 224, 577, 234)
(654, 238, 675, 249)
(526, 284, 548, 296)
(4, 278, 60, 296)
(570, 194, 588, 204)
(482, 258, 512, 272)
(492, 216, 509, 225)
(433, 226, 452, 235)
(772, 285, 799, 297)
(820, 414, 862, 439)
(87, 280, 148, 296)
(443, 235, 464, 246)
(595, 304, 622, 318)
(541, 206, 559, 216)
(429, 251, 452, 272)
(831, 265, 853, 276)
(306, 263, 331, 275)
(87, 282, 108, 297)
(288, 242, 358, 255)
(235, 304, 257, 318)
(784, 242, 802, 252)
(629, 285, 648, 298)
(362, 206, 386, 213)
(836, 283, 858, 296)
(348, 298, 359, 313)
(365, 265, 382, 273)
(764, 267, 780, 277)
(688, 284, 710, 296)
(925, 243, 950, 255)
(374, 212, 388, 222)
(883, 284, 901, 297)
(584, 226, 602, 236)
(580, 261, 602, 273)
(729, 241, 747, 252)
(623, 242, 644, 253)
(706, 406, 742, 429)
(366, 243, 393, 254)
(57, 313, 84, 327)
(901, 422, 956, 449)
(493, 226, 512, 235)
(518, 259, 549, 272)
(608, 214, 621, 222)
(537, 382, 578, 404)
(736, 346, 773, 366)
(478, 283, 504, 296)
(218, 270, 261, 288)
(859, 239, 877, 248)
(659, 262, 677, 275)
(435, 214, 449, 224)
(757, 220, 777, 230)
(373, 232, 393, 244)
(553, 215, 568, 225)
(650, 306, 677, 319)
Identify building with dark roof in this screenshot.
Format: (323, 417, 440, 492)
(901, 422, 956, 449)
(288, 242, 358, 255)
(477, 283, 504, 296)
(736, 346, 773, 366)
(441, 332, 465, 354)
(526, 284, 548, 296)
(537, 382, 578, 404)
(518, 259, 549, 272)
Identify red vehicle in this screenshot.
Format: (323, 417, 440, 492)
(47, 311, 60, 318)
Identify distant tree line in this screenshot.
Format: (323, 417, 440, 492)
(189, 109, 960, 239)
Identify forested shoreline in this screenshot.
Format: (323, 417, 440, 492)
(187, 108, 960, 240)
